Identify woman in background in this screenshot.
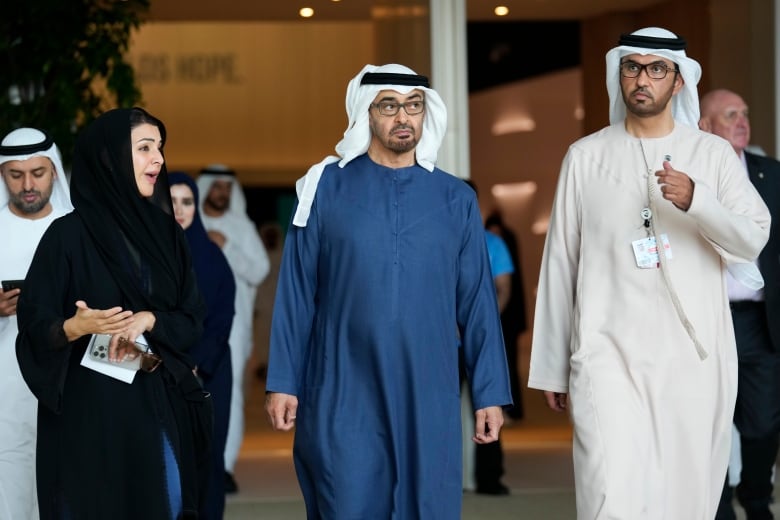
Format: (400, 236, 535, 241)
(16, 108, 208, 519)
(170, 171, 235, 519)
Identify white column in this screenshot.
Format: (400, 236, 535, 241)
(429, 0, 470, 179)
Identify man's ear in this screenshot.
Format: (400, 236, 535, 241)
(48, 158, 58, 179)
(672, 73, 685, 95)
(698, 117, 711, 132)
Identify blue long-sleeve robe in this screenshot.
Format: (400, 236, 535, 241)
(266, 154, 512, 519)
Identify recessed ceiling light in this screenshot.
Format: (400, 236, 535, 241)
(494, 6, 509, 16)
(299, 7, 314, 18)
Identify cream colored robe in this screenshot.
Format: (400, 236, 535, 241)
(200, 209, 270, 472)
(529, 122, 771, 519)
(0, 204, 67, 520)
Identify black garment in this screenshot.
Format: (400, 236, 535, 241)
(475, 441, 507, 494)
(169, 172, 236, 519)
(485, 213, 527, 419)
(717, 151, 780, 520)
(459, 348, 508, 493)
(717, 302, 780, 520)
(16, 108, 207, 519)
(749, 151, 780, 354)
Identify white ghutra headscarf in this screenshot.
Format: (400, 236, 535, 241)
(292, 63, 448, 227)
(0, 127, 73, 213)
(605, 27, 702, 128)
(196, 164, 249, 217)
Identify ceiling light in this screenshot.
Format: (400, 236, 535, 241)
(299, 7, 314, 18)
(532, 216, 549, 235)
(494, 6, 509, 17)
(491, 115, 536, 135)
(491, 182, 537, 199)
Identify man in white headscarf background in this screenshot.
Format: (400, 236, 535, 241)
(196, 165, 270, 493)
(264, 63, 512, 519)
(528, 28, 771, 518)
(0, 128, 73, 520)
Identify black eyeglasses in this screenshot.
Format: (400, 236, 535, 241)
(371, 100, 426, 117)
(620, 61, 678, 80)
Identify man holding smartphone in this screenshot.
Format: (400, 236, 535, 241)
(0, 127, 72, 519)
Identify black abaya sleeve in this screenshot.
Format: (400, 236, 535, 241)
(144, 230, 206, 372)
(15, 217, 75, 413)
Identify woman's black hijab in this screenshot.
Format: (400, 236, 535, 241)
(69, 107, 187, 313)
(167, 172, 212, 273)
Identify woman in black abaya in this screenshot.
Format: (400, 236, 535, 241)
(16, 107, 208, 519)
(169, 171, 235, 519)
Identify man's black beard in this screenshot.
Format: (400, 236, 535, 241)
(205, 197, 229, 213)
(388, 139, 418, 154)
(11, 191, 48, 215)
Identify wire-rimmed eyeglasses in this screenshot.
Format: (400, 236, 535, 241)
(371, 100, 426, 117)
(620, 61, 679, 80)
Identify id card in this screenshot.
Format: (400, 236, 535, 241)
(632, 233, 672, 269)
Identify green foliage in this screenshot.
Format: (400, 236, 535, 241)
(0, 0, 150, 167)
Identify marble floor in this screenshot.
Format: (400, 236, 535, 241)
(224, 336, 775, 519)
(225, 370, 577, 519)
(225, 333, 577, 519)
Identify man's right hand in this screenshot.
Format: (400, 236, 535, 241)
(543, 390, 568, 412)
(0, 287, 20, 317)
(265, 392, 299, 431)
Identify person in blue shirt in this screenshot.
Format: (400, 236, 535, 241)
(463, 179, 514, 495)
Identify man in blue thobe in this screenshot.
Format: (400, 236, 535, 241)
(264, 63, 512, 519)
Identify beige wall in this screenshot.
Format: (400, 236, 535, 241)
(127, 22, 374, 184)
(468, 68, 584, 320)
(709, 0, 775, 155)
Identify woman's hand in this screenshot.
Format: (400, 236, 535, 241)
(63, 300, 134, 342)
(0, 287, 20, 317)
(62, 301, 158, 362)
(107, 311, 157, 362)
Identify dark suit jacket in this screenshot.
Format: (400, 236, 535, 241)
(747, 151, 780, 350)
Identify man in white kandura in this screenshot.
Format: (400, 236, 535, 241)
(0, 128, 73, 519)
(197, 165, 269, 493)
(529, 27, 771, 519)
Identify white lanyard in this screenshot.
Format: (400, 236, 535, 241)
(639, 139, 707, 360)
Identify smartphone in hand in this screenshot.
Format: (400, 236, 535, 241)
(1, 279, 24, 292)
